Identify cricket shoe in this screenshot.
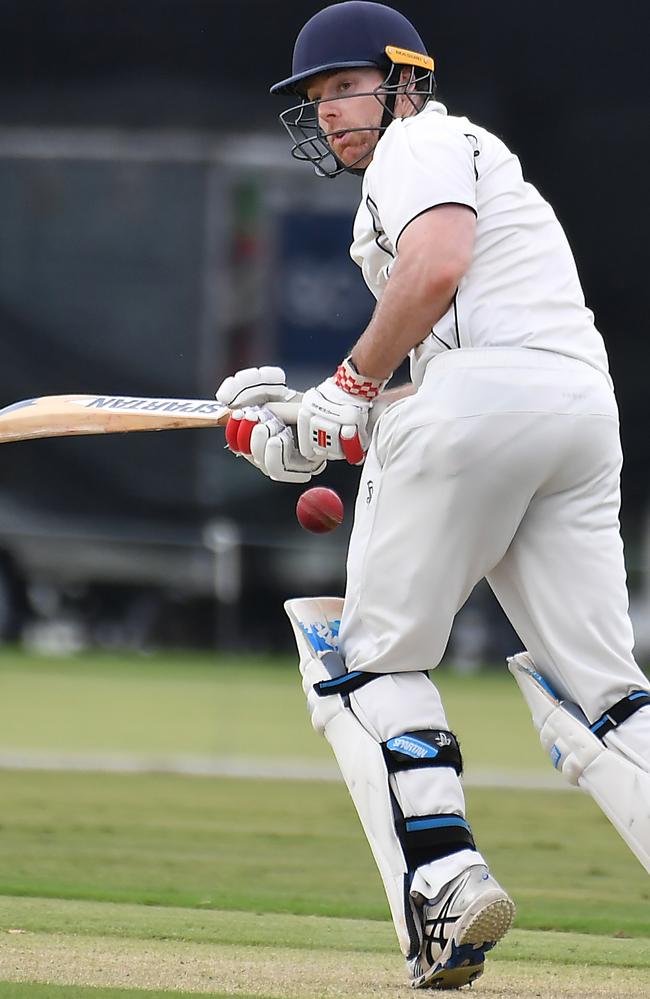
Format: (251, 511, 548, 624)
(408, 864, 515, 990)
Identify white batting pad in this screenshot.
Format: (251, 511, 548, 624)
(285, 595, 414, 955)
(285, 596, 485, 956)
(509, 652, 650, 876)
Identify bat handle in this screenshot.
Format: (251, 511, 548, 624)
(266, 401, 301, 426)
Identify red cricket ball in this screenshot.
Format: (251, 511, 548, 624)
(296, 487, 345, 534)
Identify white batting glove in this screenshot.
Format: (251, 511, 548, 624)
(297, 358, 388, 465)
(216, 366, 300, 409)
(226, 406, 326, 483)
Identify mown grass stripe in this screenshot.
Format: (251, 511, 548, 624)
(1, 898, 649, 969)
(0, 986, 262, 999)
(0, 752, 568, 790)
(1, 770, 648, 935)
(1, 932, 650, 999)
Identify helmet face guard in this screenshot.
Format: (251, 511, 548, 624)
(270, 3, 435, 179)
(279, 59, 435, 178)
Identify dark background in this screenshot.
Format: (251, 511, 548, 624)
(2, 0, 647, 510)
(0, 1, 648, 650)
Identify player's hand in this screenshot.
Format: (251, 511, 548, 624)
(297, 358, 387, 465)
(225, 406, 326, 483)
(216, 366, 301, 409)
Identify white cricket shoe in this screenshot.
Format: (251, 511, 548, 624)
(408, 865, 515, 990)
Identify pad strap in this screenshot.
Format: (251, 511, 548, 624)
(382, 729, 463, 775)
(307, 650, 383, 697)
(589, 690, 650, 741)
(313, 669, 383, 697)
(398, 812, 476, 870)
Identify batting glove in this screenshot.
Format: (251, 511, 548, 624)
(297, 358, 388, 465)
(226, 406, 326, 483)
(216, 365, 301, 409)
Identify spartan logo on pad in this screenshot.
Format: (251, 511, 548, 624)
(314, 429, 332, 448)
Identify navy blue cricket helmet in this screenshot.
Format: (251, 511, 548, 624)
(270, 2, 433, 96)
(270, 3, 435, 177)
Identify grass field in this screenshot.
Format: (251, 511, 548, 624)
(0, 649, 546, 767)
(1, 648, 649, 998)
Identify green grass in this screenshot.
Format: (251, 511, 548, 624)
(2, 900, 650, 999)
(3, 896, 650, 966)
(0, 769, 647, 935)
(0, 649, 649, 997)
(0, 648, 547, 769)
(0, 987, 245, 999)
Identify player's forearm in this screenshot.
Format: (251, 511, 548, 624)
(367, 382, 417, 427)
(377, 383, 416, 405)
(349, 206, 475, 380)
(350, 254, 458, 379)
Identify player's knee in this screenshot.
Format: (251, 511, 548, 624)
(350, 670, 449, 740)
(382, 728, 464, 777)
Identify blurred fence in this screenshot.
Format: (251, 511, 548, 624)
(0, 125, 647, 667)
(0, 126, 372, 649)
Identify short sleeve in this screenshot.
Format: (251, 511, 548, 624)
(369, 116, 478, 248)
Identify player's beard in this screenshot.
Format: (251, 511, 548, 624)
(327, 127, 379, 169)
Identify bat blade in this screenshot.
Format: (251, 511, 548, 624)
(0, 394, 298, 443)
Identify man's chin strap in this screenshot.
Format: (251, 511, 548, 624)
(509, 652, 650, 875)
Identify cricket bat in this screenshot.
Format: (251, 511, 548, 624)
(0, 394, 299, 444)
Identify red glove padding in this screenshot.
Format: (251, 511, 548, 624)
(225, 410, 257, 455)
(225, 406, 326, 482)
(297, 358, 388, 466)
(340, 426, 366, 465)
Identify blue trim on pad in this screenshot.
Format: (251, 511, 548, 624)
(298, 619, 341, 653)
(316, 670, 363, 690)
(530, 669, 560, 700)
(406, 816, 471, 833)
(386, 735, 439, 759)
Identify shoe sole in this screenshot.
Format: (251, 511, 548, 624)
(413, 893, 516, 990)
(461, 895, 516, 946)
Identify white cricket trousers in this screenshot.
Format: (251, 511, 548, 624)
(340, 347, 647, 717)
(338, 347, 649, 897)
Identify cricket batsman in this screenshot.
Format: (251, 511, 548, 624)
(216, 2, 650, 989)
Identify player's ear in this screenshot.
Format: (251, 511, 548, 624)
(395, 67, 421, 115)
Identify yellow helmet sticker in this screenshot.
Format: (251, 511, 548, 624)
(385, 45, 434, 72)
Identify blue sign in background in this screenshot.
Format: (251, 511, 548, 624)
(272, 212, 375, 370)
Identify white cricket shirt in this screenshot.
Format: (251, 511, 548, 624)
(350, 101, 610, 386)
